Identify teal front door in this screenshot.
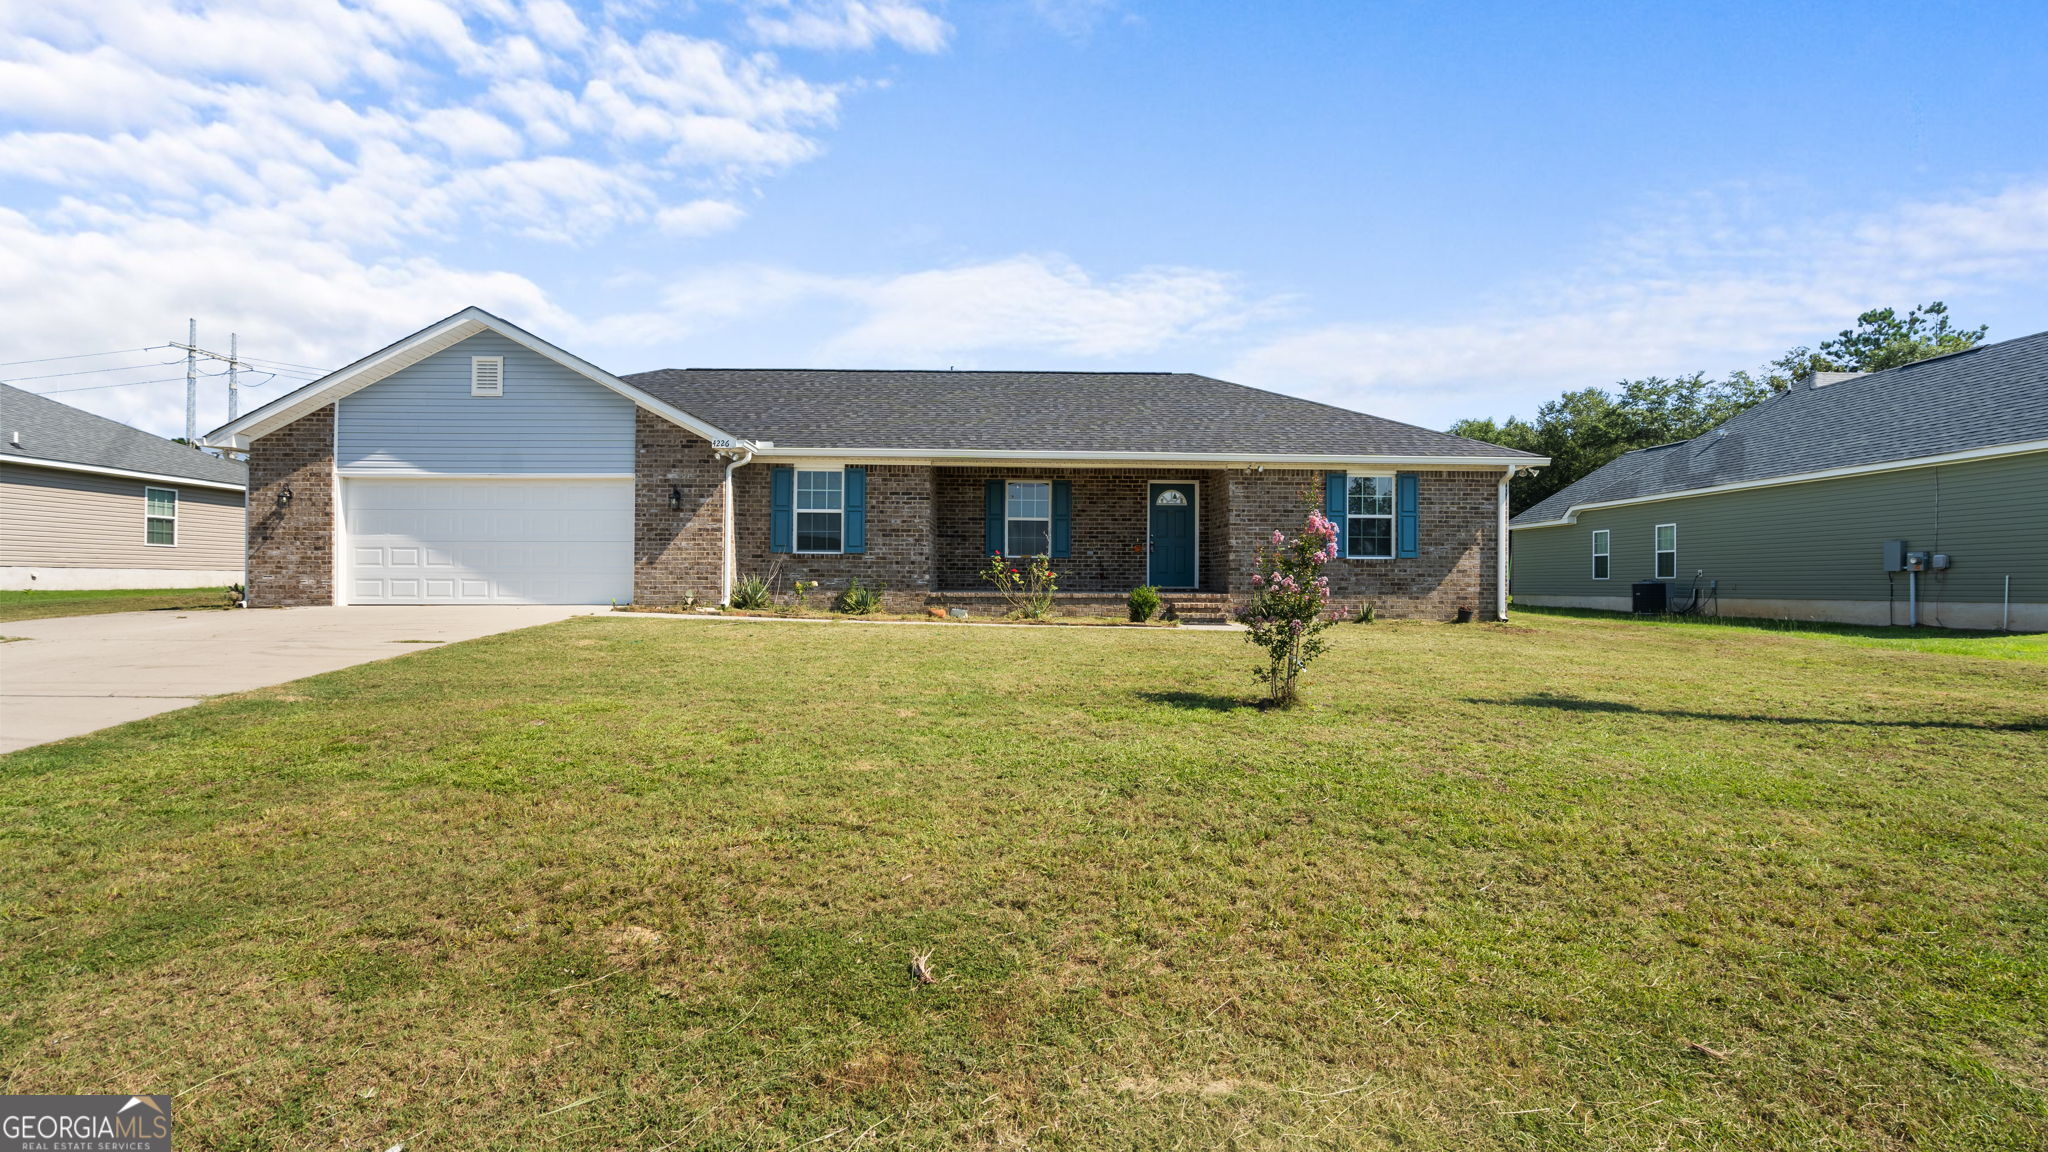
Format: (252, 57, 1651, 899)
(1148, 482, 1197, 588)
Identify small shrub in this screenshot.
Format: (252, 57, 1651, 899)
(981, 552, 1058, 620)
(1237, 505, 1339, 708)
(224, 583, 246, 608)
(791, 580, 818, 612)
(1354, 602, 1375, 624)
(730, 574, 772, 611)
(1128, 585, 1162, 622)
(834, 578, 884, 615)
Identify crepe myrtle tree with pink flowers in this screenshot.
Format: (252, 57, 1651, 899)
(1238, 506, 1340, 707)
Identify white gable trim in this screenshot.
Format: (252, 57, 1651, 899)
(1510, 437, 2048, 529)
(200, 307, 740, 451)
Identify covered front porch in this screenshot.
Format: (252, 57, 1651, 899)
(931, 466, 1234, 594)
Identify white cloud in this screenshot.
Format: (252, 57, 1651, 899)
(655, 198, 748, 237)
(1031, 0, 1121, 40)
(592, 254, 1269, 361)
(1229, 180, 2048, 428)
(744, 1, 950, 53)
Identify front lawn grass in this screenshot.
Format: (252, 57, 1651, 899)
(0, 585, 232, 622)
(2, 613, 2043, 1150)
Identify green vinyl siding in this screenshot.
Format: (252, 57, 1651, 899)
(1510, 451, 2047, 605)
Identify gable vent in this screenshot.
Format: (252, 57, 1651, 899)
(470, 356, 504, 397)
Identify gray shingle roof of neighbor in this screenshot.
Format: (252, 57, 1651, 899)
(1, 382, 248, 486)
(1512, 327, 2048, 526)
(623, 368, 1540, 459)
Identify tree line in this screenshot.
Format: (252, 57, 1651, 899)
(1450, 303, 1987, 515)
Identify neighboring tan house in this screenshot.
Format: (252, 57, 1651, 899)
(1509, 329, 2048, 631)
(2, 383, 247, 591)
(200, 307, 1544, 619)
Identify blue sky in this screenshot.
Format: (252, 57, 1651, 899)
(3, 0, 2045, 438)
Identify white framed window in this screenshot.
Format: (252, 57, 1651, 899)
(1345, 473, 1394, 558)
(795, 468, 844, 553)
(1654, 523, 1677, 580)
(470, 355, 504, 397)
(1591, 529, 1610, 579)
(144, 486, 178, 546)
(1005, 480, 1051, 556)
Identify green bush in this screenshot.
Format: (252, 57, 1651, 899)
(730, 575, 772, 611)
(1354, 602, 1375, 624)
(1127, 585, 1162, 622)
(834, 578, 884, 615)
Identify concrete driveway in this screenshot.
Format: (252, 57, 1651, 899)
(0, 605, 593, 754)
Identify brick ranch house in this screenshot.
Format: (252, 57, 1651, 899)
(203, 308, 1545, 620)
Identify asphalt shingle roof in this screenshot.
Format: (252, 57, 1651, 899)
(1512, 329, 2048, 525)
(624, 369, 1536, 459)
(1, 383, 247, 486)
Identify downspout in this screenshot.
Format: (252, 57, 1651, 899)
(1496, 468, 1512, 621)
(720, 446, 754, 607)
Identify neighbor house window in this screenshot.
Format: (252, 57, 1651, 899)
(795, 468, 844, 553)
(1591, 529, 1610, 579)
(1006, 481, 1051, 556)
(1345, 474, 1394, 558)
(470, 355, 504, 397)
(145, 486, 178, 546)
(1654, 523, 1677, 579)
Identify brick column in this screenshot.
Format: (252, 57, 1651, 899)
(634, 409, 726, 605)
(245, 404, 336, 607)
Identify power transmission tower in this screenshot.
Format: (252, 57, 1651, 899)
(184, 318, 197, 445)
(168, 322, 254, 444)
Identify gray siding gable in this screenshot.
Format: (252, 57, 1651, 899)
(336, 333, 634, 475)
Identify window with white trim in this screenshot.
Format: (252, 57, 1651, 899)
(1654, 523, 1677, 579)
(795, 468, 844, 553)
(1591, 529, 1610, 579)
(145, 486, 178, 546)
(470, 356, 504, 397)
(1006, 481, 1051, 556)
(1345, 474, 1393, 558)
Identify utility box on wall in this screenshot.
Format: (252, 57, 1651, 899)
(1882, 539, 1907, 572)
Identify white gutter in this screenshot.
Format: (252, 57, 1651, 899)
(1497, 468, 1511, 621)
(4, 453, 246, 492)
(1510, 437, 2048, 529)
(752, 446, 1549, 469)
(719, 446, 754, 606)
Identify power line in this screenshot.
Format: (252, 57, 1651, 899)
(0, 357, 187, 383)
(0, 346, 168, 369)
(31, 370, 241, 395)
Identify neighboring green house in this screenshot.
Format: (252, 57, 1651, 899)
(1509, 329, 2047, 631)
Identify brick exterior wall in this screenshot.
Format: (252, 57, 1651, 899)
(732, 463, 936, 609)
(934, 467, 1236, 593)
(245, 404, 335, 607)
(1225, 468, 1502, 621)
(633, 409, 727, 606)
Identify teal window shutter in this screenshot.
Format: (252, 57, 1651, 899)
(843, 466, 867, 553)
(984, 479, 1004, 555)
(1395, 472, 1419, 558)
(769, 465, 793, 553)
(1050, 480, 1071, 557)
(1323, 472, 1348, 557)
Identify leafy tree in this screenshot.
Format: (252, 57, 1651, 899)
(1452, 302, 1986, 514)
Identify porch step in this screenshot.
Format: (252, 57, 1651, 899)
(1163, 593, 1234, 625)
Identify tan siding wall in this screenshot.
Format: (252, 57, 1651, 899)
(0, 463, 244, 569)
(1510, 451, 2048, 610)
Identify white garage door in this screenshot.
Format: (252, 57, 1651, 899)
(344, 478, 632, 605)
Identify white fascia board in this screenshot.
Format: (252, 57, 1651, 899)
(5, 454, 246, 492)
(200, 306, 741, 451)
(1509, 437, 2048, 530)
(750, 447, 1549, 469)
(336, 471, 634, 479)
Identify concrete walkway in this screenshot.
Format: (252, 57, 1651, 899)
(0, 605, 591, 754)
